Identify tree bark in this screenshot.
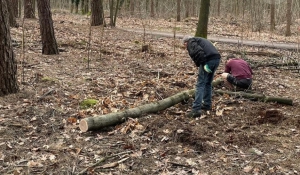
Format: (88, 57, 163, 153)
(285, 0, 292, 36)
(79, 82, 293, 132)
(0, 0, 19, 96)
(184, 0, 189, 18)
(214, 90, 293, 105)
(12, 0, 18, 18)
(37, 0, 59, 55)
(79, 89, 195, 132)
(91, 0, 104, 26)
(5, 0, 18, 27)
(195, 0, 210, 38)
(150, 0, 154, 17)
(176, 0, 181, 21)
(24, 0, 35, 18)
(129, 0, 134, 15)
(270, 0, 275, 32)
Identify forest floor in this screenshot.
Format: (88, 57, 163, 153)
(1, 11, 300, 175)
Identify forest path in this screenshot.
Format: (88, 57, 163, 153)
(119, 27, 299, 50)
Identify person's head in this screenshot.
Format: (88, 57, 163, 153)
(182, 35, 192, 47)
(225, 54, 236, 63)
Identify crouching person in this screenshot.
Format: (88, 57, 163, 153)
(221, 54, 253, 91)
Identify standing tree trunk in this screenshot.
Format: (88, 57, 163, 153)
(184, 0, 189, 18)
(285, 0, 292, 36)
(91, 0, 104, 26)
(270, 0, 275, 32)
(81, 0, 89, 14)
(191, 0, 196, 17)
(74, 0, 80, 13)
(150, 0, 154, 17)
(37, 0, 59, 55)
(109, 0, 114, 26)
(129, 0, 134, 16)
(12, 0, 18, 18)
(5, 0, 18, 27)
(145, 0, 149, 13)
(24, 0, 35, 18)
(80, 0, 84, 14)
(217, 0, 221, 16)
(84, 0, 89, 14)
(18, 0, 22, 18)
(195, 0, 210, 38)
(113, 0, 120, 27)
(176, 0, 181, 21)
(0, 0, 19, 96)
(70, 0, 74, 13)
(109, 0, 120, 27)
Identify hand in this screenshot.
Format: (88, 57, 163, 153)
(204, 64, 212, 73)
(221, 73, 229, 79)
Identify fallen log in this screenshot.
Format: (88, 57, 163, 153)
(79, 89, 195, 132)
(251, 61, 299, 69)
(214, 90, 293, 105)
(79, 84, 293, 132)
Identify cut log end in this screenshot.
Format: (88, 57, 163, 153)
(79, 119, 89, 132)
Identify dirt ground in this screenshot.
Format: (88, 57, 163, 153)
(1, 12, 300, 175)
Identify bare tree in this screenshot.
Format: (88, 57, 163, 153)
(195, 0, 210, 38)
(81, 0, 89, 14)
(129, 0, 135, 15)
(176, 0, 181, 21)
(184, 0, 190, 18)
(24, 0, 35, 18)
(217, 0, 221, 16)
(5, 0, 18, 27)
(91, 0, 104, 26)
(74, 0, 80, 13)
(285, 0, 292, 36)
(109, 0, 120, 27)
(12, 0, 18, 18)
(0, 0, 19, 96)
(150, 0, 154, 17)
(37, 0, 59, 55)
(270, 0, 275, 32)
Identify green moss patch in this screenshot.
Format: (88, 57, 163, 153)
(80, 99, 98, 109)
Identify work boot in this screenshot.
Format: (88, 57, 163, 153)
(187, 110, 201, 118)
(201, 105, 211, 111)
(235, 86, 246, 91)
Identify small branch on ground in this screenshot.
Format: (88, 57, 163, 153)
(77, 151, 132, 175)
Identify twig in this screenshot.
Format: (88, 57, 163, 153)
(168, 161, 196, 169)
(87, 13, 92, 70)
(37, 89, 55, 101)
(21, 17, 25, 83)
(77, 151, 131, 175)
(97, 157, 129, 169)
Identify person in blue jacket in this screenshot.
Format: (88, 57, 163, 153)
(182, 36, 221, 118)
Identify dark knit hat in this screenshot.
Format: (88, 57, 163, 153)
(226, 54, 236, 60)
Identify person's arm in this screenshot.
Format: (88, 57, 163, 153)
(224, 62, 231, 73)
(189, 40, 205, 59)
(187, 40, 205, 66)
(250, 66, 254, 75)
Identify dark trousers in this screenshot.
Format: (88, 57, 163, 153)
(227, 74, 252, 89)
